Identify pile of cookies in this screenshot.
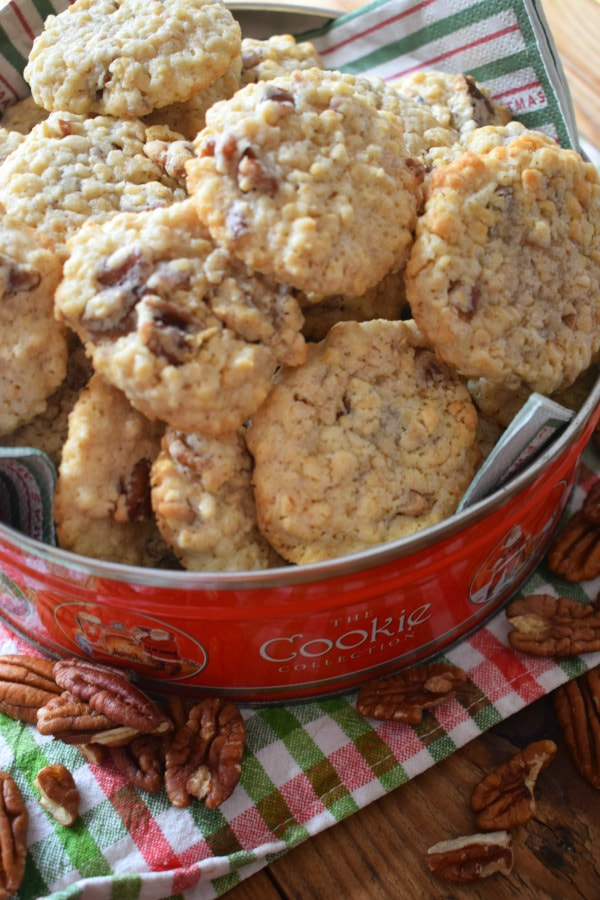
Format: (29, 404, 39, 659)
(1, 0, 599, 570)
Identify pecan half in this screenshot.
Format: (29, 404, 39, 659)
(426, 831, 513, 883)
(554, 666, 600, 790)
(0, 771, 28, 897)
(54, 659, 173, 737)
(37, 691, 141, 746)
(165, 697, 246, 809)
(34, 764, 80, 827)
(505, 594, 600, 655)
(109, 734, 164, 793)
(114, 458, 153, 523)
(470, 739, 557, 830)
(356, 664, 467, 723)
(547, 482, 600, 581)
(0, 655, 61, 724)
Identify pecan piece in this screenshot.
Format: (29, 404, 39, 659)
(114, 458, 153, 523)
(0, 253, 41, 294)
(426, 831, 513, 883)
(0, 772, 28, 898)
(554, 666, 600, 790)
(54, 659, 173, 737)
(470, 739, 557, 830)
(0, 654, 61, 724)
(34, 764, 80, 827)
(505, 594, 600, 655)
(138, 297, 196, 365)
(237, 148, 278, 195)
(109, 734, 164, 793)
(356, 664, 467, 723)
(37, 691, 141, 746)
(165, 697, 246, 809)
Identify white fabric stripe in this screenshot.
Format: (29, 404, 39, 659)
(483, 66, 538, 98)
(313, 0, 482, 69)
(362, 9, 524, 81)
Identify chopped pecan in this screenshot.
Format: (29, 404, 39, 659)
(554, 666, 600, 790)
(114, 458, 153, 523)
(505, 594, 600, 655)
(237, 147, 278, 195)
(53, 659, 173, 737)
(138, 297, 196, 365)
(470, 739, 557, 830)
(426, 831, 513, 883)
(37, 691, 141, 746)
(34, 764, 80, 827)
(83, 248, 151, 335)
(261, 85, 295, 108)
(0, 772, 28, 898)
(109, 734, 164, 793)
(165, 697, 246, 809)
(0, 654, 61, 724)
(0, 253, 41, 294)
(356, 664, 467, 723)
(460, 74, 496, 126)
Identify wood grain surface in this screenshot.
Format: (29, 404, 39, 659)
(228, 1, 600, 896)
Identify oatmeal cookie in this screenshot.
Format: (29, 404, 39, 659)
(143, 55, 242, 141)
(55, 199, 306, 435)
(54, 373, 167, 566)
(0, 217, 66, 435)
(468, 366, 599, 428)
(391, 70, 511, 139)
(301, 270, 407, 342)
(1, 97, 48, 133)
(241, 34, 324, 85)
(186, 68, 424, 296)
(245, 319, 480, 564)
(1, 337, 93, 467)
(24, 0, 242, 118)
(151, 428, 276, 571)
(0, 112, 187, 260)
(405, 133, 600, 394)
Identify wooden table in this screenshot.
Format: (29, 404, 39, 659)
(230, 2, 600, 897)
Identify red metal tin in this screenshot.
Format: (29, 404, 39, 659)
(0, 382, 598, 702)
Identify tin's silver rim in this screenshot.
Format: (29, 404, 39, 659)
(1, 371, 598, 589)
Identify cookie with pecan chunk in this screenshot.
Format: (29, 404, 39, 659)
(55, 199, 305, 435)
(0, 217, 66, 435)
(240, 33, 324, 85)
(24, 0, 241, 118)
(406, 133, 600, 394)
(54, 373, 168, 566)
(186, 68, 424, 296)
(245, 319, 480, 564)
(151, 427, 278, 571)
(0, 112, 187, 260)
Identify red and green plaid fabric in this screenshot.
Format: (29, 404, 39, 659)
(0, 0, 597, 897)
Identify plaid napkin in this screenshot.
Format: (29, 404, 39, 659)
(0, 0, 598, 897)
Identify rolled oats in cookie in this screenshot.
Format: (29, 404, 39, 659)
(54, 373, 167, 566)
(1, 336, 93, 467)
(405, 133, 600, 394)
(143, 56, 242, 141)
(0, 217, 66, 435)
(151, 428, 276, 571)
(0, 112, 187, 260)
(241, 34, 324, 85)
(55, 199, 306, 435)
(301, 270, 407, 343)
(24, 0, 242, 118)
(245, 319, 480, 564)
(0, 126, 25, 164)
(391, 70, 511, 139)
(186, 68, 424, 297)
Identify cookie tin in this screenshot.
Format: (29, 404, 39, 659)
(0, 5, 599, 702)
(0, 376, 598, 702)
